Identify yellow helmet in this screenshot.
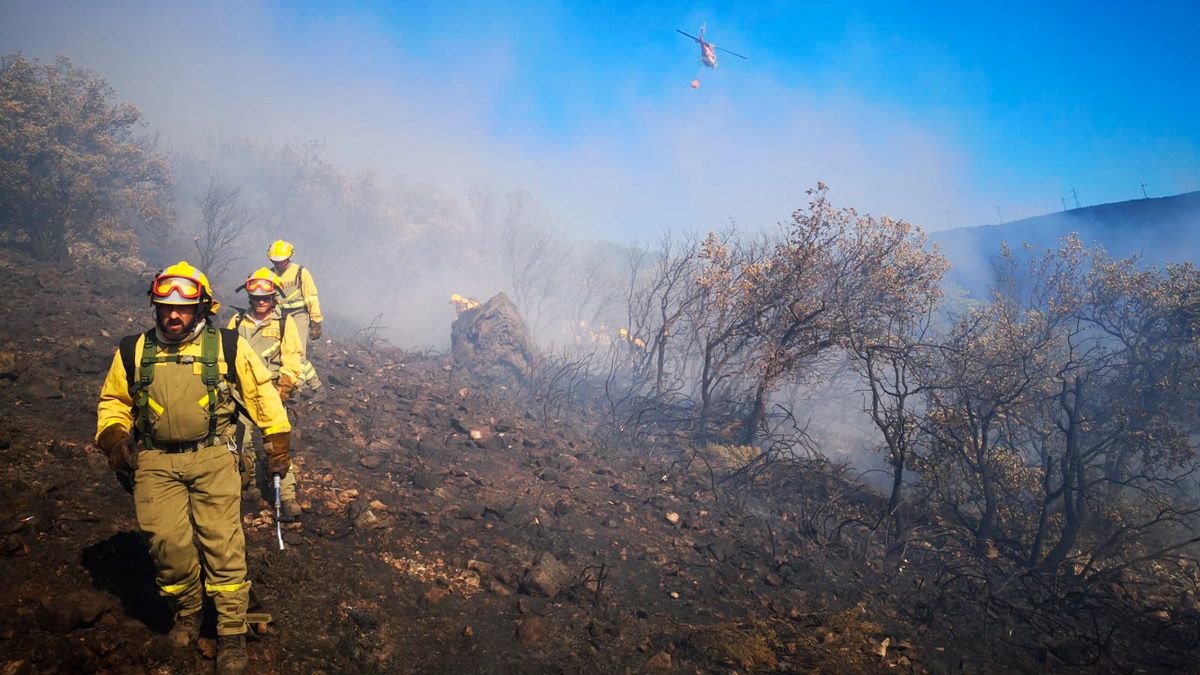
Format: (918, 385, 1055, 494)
(149, 261, 220, 314)
(267, 239, 294, 262)
(244, 267, 283, 297)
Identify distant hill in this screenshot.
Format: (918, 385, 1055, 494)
(931, 191, 1200, 297)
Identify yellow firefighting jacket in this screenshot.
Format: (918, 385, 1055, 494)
(96, 324, 291, 443)
(277, 263, 322, 322)
(225, 309, 303, 385)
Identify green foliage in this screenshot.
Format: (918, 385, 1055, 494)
(0, 53, 171, 260)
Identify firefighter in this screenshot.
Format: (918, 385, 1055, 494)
(95, 261, 291, 674)
(266, 239, 323, 394)
(228, 267, 304, 519)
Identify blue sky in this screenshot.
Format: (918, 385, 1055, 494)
(3, 0, 1198, 236)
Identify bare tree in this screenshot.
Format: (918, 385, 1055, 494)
(192, 177, 254, 285)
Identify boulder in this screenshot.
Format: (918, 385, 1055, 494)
(450, 293, 538, 388)
(521, 552, 571, 598)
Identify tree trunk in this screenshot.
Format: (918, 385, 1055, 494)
(741, 378, 769, 445)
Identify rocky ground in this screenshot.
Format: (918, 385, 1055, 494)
(0, 247, 997, 673)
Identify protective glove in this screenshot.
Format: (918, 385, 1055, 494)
(276, 375, 297, 402)
(309, 321, 322, 340)
(98, 425, 137, 474)
(263, 432, 291, 477)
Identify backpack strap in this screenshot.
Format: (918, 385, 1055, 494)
(137, 329, 160, 449)
(219, 327, 239, 384)
(120, 329, 153, 446)
(118, 331, 148, 397)
(219, 326, 253, 422)
(199, 323, 221, 446)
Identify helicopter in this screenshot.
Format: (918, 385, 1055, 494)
(676, 24, 746, 87)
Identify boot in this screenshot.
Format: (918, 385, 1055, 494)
(168, 611, 201, 648)
(281, 498, 303, 522)
(216, 634, 248, 674)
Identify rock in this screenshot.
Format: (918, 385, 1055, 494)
(72, 590, 112, 625)
(421, 587, 450, 607)
(412, 469, 439, 490)
(645, 651, 673, 670)
(2, 536, 29, 557)
(56, 346, 104, 374)
(874, 637, 891, 658)
(467, 559, 494, 577)
(48, 441, 74, 460)
(516, 597, 543, 615)
(462, 625, 474, 638)
(0, 351, 18, 380)
(664, 512, 680, 526)
(450, 293, 539, 388)
(20, 378, 62, 400)
(516, 616, 548, 645)
(359, 455, 384, 469)
(352, 508, 381, 529)
(522, 552, 571, 598)
(455, 503, 484, 520)
(36, 597, 82, 633)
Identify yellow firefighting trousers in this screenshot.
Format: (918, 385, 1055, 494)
(133, 444, 249, 636)
(288, 311, 322, 389)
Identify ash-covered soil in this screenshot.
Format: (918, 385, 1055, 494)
(0, 249, 950, 674)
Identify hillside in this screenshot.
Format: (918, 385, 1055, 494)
(0, 247, 938, 673)
(931, 190, 1200, 296)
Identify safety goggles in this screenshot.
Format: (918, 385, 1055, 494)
(152, 275, 202, 301)
(245, 277, 277, 295)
